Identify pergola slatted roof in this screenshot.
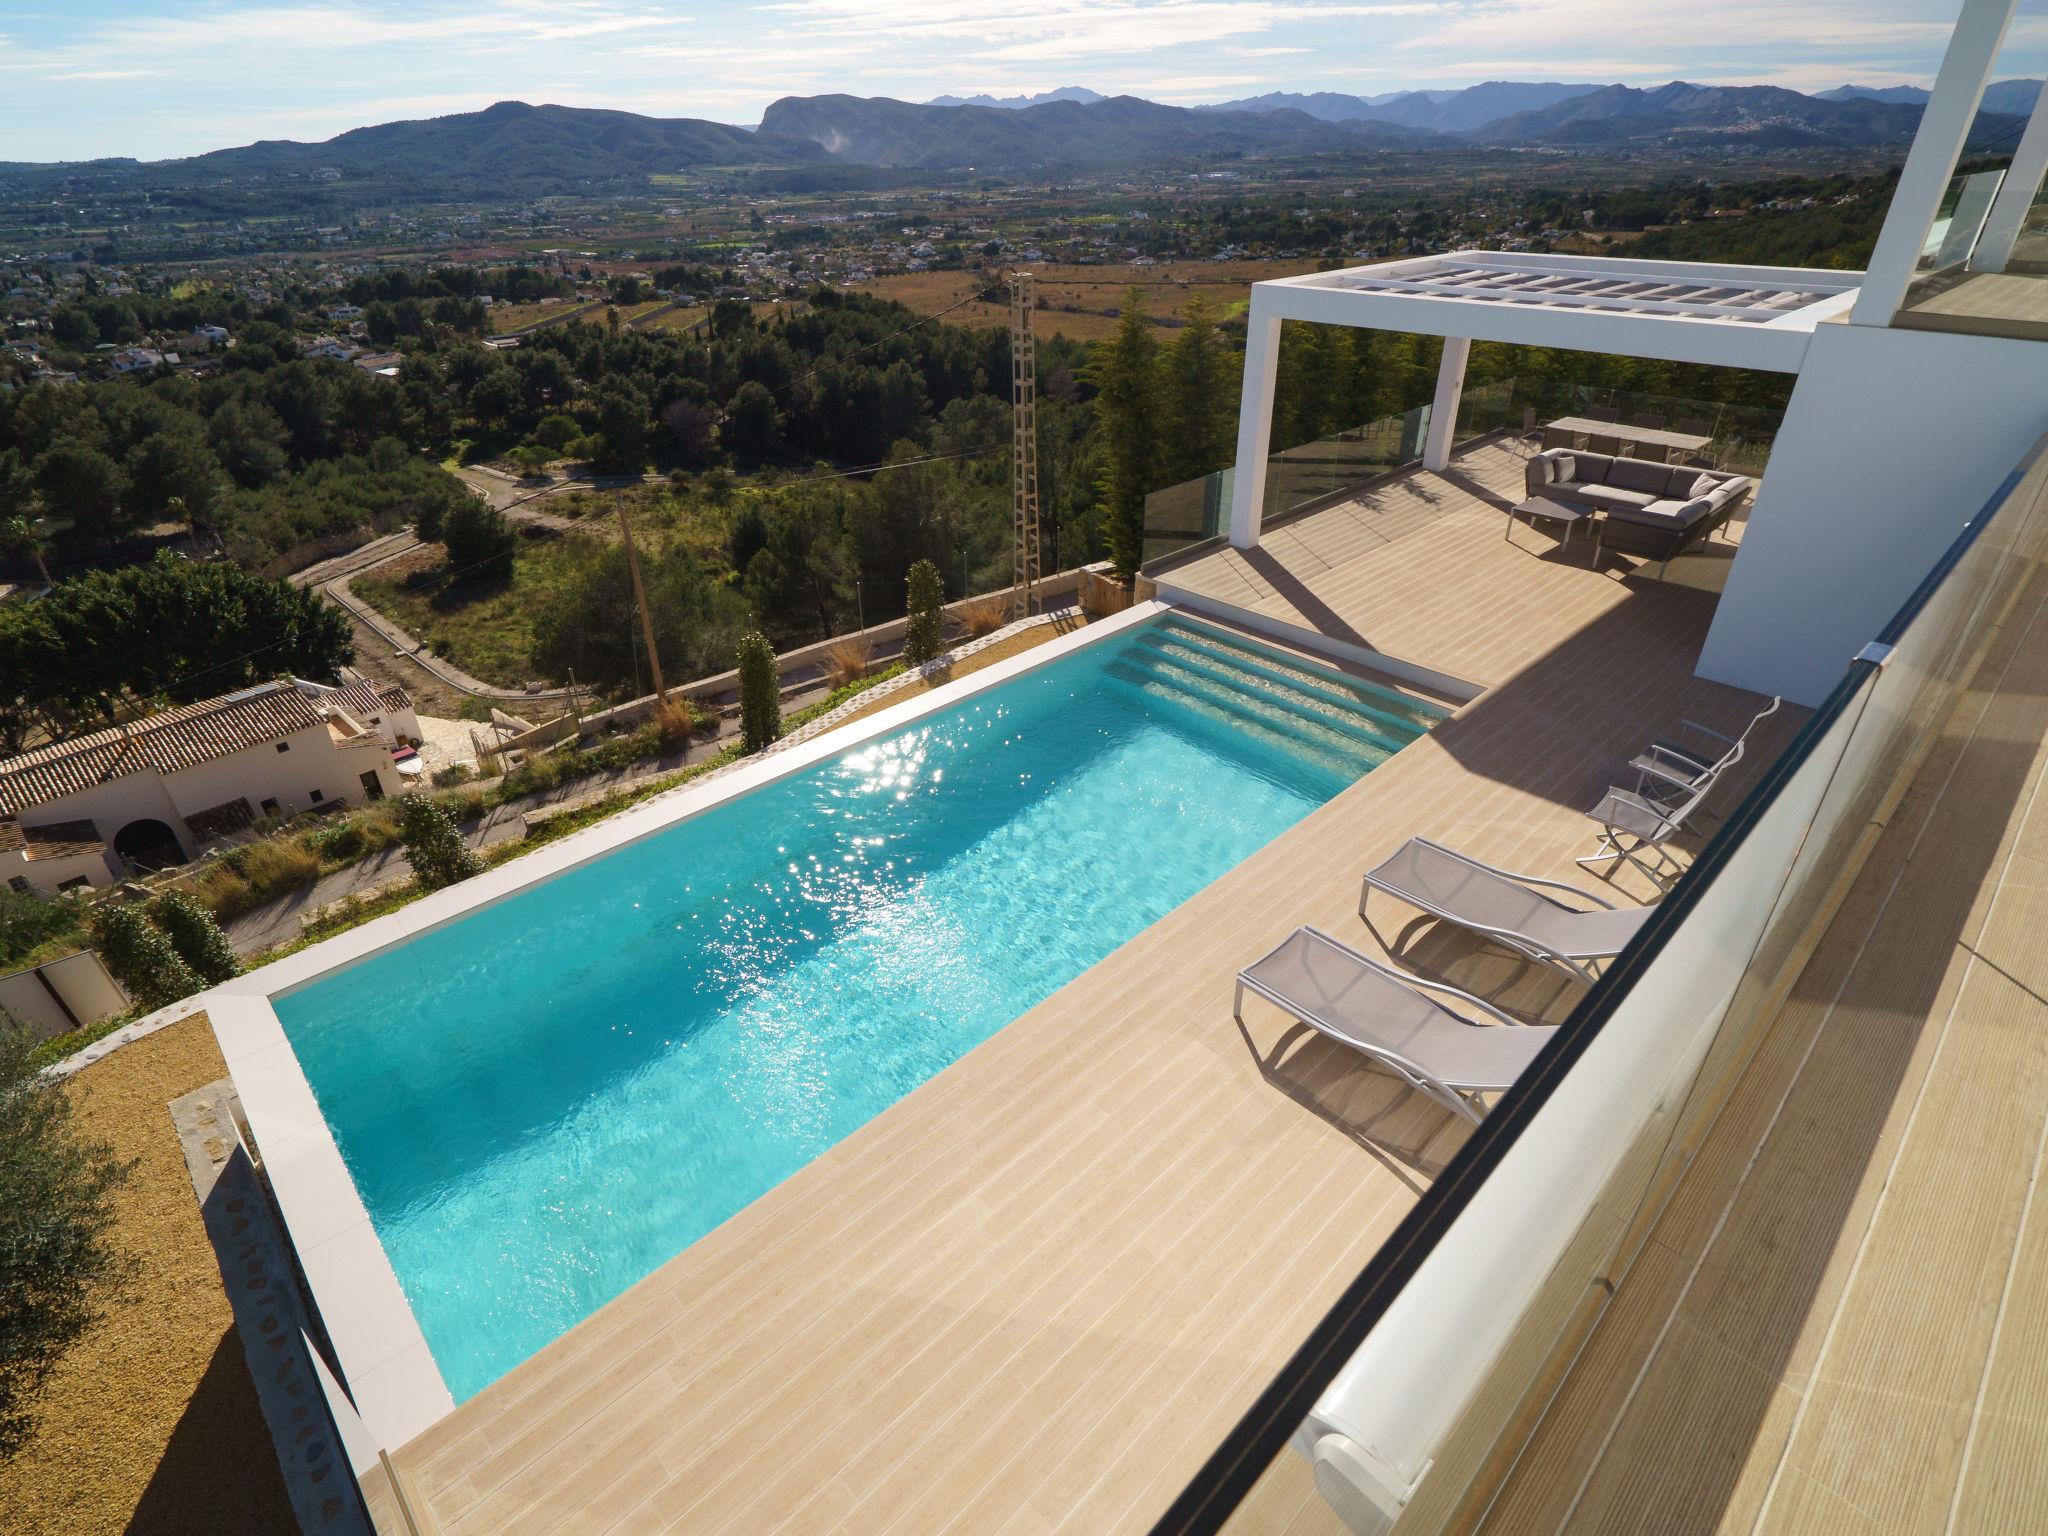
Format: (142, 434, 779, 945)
(1330, 253, 1856, 327)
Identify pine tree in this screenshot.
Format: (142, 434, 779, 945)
(90, 904, 200, 1013)
(1087, 290, 1161, 582)
(1158, 296, 1236, 487)
(147, 891, 239, 986)
(902, 559, 946, 665)
(736, 631, 781, 752)
(398, 794, 484, 891)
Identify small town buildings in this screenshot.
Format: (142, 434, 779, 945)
(0, 676, 420, 895)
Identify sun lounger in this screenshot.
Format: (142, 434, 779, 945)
(1236, 927, 1555, 1123)
(1359, 836, 1653, 983)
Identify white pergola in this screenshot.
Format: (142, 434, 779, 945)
(1227, 250, 1862, 549)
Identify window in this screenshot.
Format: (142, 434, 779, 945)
(359, 769, 385, 802)
(276, 741, 291, 753)
(260, 797, 280, 816)
(309, 790, 324, 802)
(7, 876, 28, 894)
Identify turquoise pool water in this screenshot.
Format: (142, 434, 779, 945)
(274, 615, 1443, 1399)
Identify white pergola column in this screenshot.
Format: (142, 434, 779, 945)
(1422, 336, 1469, 472)
(1851, 0, 2019, 324)
(1228, 302, 1283, 550)
(1974, 84, 2048, 272)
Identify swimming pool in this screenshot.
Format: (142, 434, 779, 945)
(272, 613, 1443, 1400)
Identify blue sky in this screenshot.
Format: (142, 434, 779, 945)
(3, 0, 2045, 161)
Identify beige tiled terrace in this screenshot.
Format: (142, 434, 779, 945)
(1471, 518, 2048, 1534)
(370, 438, 1793, 1536)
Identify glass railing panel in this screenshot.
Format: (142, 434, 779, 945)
(1921, 166, 2008, 272)
(1138, 376, 1785, 571)
(1165, 427, 2048, 1536)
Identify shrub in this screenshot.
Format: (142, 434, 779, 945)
(821, 635, 871, 689)
(398, 793, 484, 890)
(308, 821, 365, 863)
(0, 1022, 133, 1461)
(737, 630, 781, 752)
(903, 559, 946, 666)
(958, 592, 1009, 639)
(146, 891, 239, 986)
(431, 763, 476, 789)
(90, 904, 200, 1012)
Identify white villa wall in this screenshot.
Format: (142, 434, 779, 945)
(1698, 322, 2048, 704)
(4, 843, 118, 894)
(17, 771, 187, 869)
(159, 722, 393, 825)
(10, 720, 400, 892)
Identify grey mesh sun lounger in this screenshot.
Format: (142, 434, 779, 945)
(1236, 927, 1555, 1123)
(1360, 836, 1652, 983)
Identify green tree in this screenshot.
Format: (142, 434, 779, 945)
(902, 558, 946, 665)
(593, 382, 650, 470)
(722, 382, 784, 469)
(34, 444, 128, 545)
(736, 630, 780, 752)
(0, 1022, 132, 1461)
(440, 499, 516, 577)
(1159, 296, 1236, 485)
(91, 904, 201, 1012)
(128, 426, 222, 528)
(398, 794, 483, 890)
(147, 891, 239, 986)
(0, 554, 353, 728)
(1087, 291, 1160, 581)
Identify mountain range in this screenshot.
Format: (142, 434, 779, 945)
(1200, 81, 1603, 132)
(1819, 79, 2041, 115)
(5, 79, 2037, 194)
(927, 87, 1104, 110)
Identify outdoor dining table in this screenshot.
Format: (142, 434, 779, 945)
(1546, 417, 1713, 455)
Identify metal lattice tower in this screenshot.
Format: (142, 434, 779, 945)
(1008, 270, 1041, 620)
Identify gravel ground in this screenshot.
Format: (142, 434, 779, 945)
(413, 712, 484, 775)
(0, 1016, 295, 1536)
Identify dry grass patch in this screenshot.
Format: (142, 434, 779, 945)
(821, 634, 874, 688)
(0, 1017, 294, 1536)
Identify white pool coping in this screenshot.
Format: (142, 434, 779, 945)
(198, 599, 1172, 1457)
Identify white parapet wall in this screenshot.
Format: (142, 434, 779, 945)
(1698, 320, 2048, 705)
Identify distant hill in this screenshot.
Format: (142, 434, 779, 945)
(1474, 82, 2024, 148)
(756, 93, 1431, 170)
(928, 87, 1104, 110)
(119, 101, 830, 193)
(1203, 82, 1601, 132)
(1819, 79, 2040, 115)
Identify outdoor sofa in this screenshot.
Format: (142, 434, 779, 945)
(1525, 447, 1754, 575)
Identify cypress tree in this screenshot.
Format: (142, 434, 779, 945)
(1087, 289, 1161, 582)
(736, 631, 781, 752)
(902, 559, 946, 666)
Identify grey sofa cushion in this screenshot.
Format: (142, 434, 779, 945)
(1607, 457, 1675, 495)
(1609, 495, 1716, 532)
(1565, 452, 1611, 486)
(1569, 484, 1660, 512)
(1682, 471, 1717, 499)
